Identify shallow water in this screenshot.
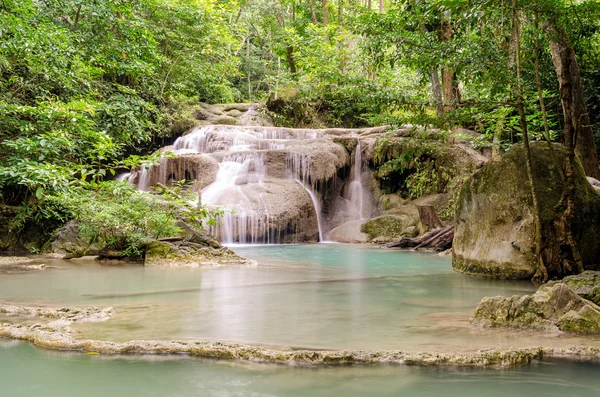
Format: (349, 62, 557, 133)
(1, 245, 598, 352)
(2, 340, 600, 397)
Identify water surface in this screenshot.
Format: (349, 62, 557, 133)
(1, 341, 600, 397)
(0, 245, 598, 351)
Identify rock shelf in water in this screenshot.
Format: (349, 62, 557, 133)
(2, 303, 600, 367)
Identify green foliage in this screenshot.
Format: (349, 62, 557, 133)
(0, 0, 239, 204)
(48, 180, 222, 258)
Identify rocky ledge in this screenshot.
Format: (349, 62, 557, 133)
(143, 222, 253, 267)
(47, 220, 252, 267)
(2, 303, 600, 367)
(472, 282, 600, 334)
(0, 256, 46, 273)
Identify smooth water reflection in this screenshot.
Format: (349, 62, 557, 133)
(0, 245, 598, 351)
(1, 341, 600, 397)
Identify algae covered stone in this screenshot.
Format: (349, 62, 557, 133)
(472, 283, 600, 334)
(453, 142, 600, 279)
(360, 215, 417, 241)
(547, 271, 600, 306)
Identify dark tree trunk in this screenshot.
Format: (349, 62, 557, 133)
(547, 23, 600, 179)
(533, 19, 588, 282)
(440, 10, 458, 112)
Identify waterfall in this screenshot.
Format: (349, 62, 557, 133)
(285, 152, 325, 242)
(202, 153, 269, 244)
(127, 124, 374, 244)
(348, 140, 366, 220)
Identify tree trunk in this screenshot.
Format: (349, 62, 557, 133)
(512, 0, 543, 283)
(322, 0, 328, 26)
(547, 23, 600, 178)
(417, 205, 444, 234)
(430, 68, 444, 116)
(441, 9, 457, 112)
(534, 18, 587, 281)
(308, 0, 318, 24)
(286, 46, 297, 74)
(379, 0, 384, 13)
(534, 12, 552, 147)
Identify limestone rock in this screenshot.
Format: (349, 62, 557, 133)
(327, 220, 370, 243)
(47, 221, 101, 259)
(360, 215, 416, 242)
(144, 222, 251, 267)
(195, 103, 275, 128)
(472, 283, 600, 334)
(453, 142, 600, 279)
(587, 177, 600, 191)
(129, 154, 219, 192)
(548, 271, 600, 306)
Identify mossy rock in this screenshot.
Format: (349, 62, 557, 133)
(360, 215, 415, 241)
(212, 116, 237, 125)
(548, 271, 600, 306)
(453, 142, 600, 280)
(472, 283, 600, 334)
(144, 222, 250, 267)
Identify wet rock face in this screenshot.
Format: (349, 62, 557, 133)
(453, 143, 600, 280)
(472, 283, 600, 334)
(129, 154, 219, 192)
(131, 125, 380, 243)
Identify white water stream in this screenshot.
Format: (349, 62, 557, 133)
(129, 125, 372, 244)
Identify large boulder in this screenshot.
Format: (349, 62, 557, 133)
(327, 220, 370, 243)
(360, 215, 418, 242)
(472, 283, 600, 334)
(46, 221, 101, 259)
(453, 143, 600, 279)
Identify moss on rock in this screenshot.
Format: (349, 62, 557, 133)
(472, 283, 600, 334)
(548, 271, 600, 306)
(453, 143, 600, 280)
(360, 215, 416, 241)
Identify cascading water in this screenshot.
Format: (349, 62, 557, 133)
(348, 140, 367, 220)
(285, 153, 325, 242)
(201, 153, 269, 244)
(127, 124, 374, 244)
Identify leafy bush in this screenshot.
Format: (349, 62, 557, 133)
(48, 180, 222, 258)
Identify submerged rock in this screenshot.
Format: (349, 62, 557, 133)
(453, 143, 600, 279)
(4, 302, 600, 367)
(0, 256, 32, 265)
(472, 283, 600, 334)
